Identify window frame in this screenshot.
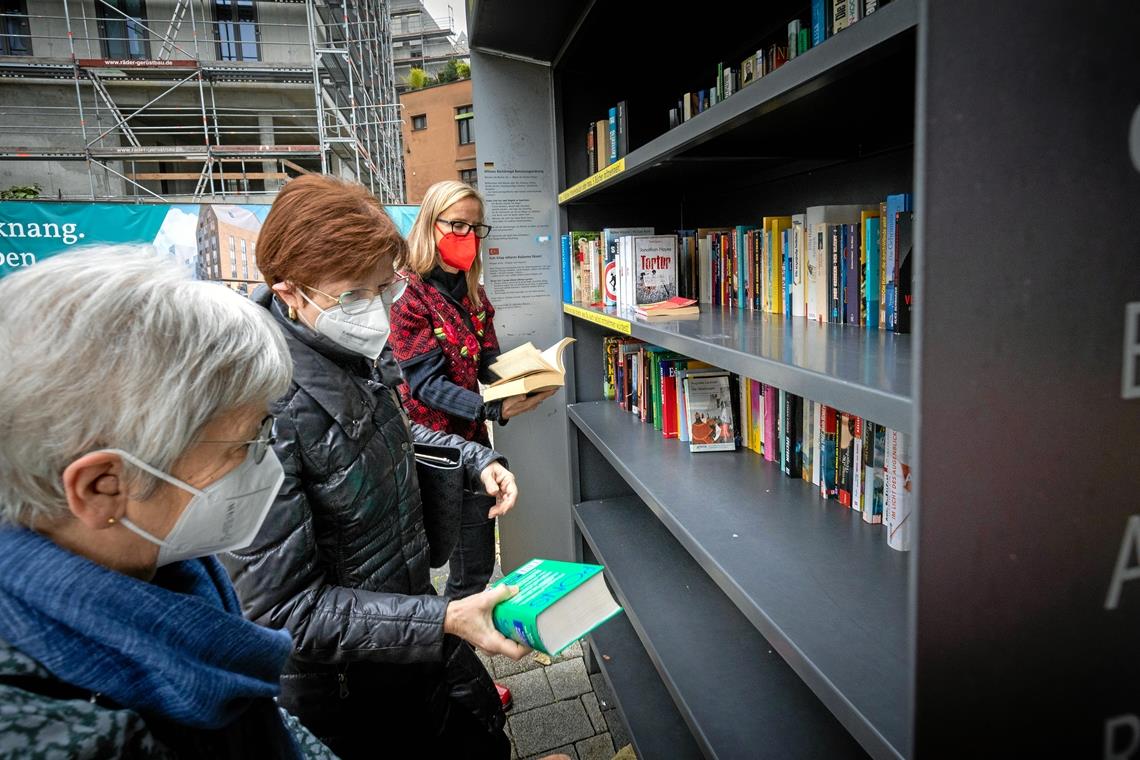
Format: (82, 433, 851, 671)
(412, 113, 427, 131)
(0, 0, 32, 57)
(213, 0, 260, 62)
(96, 0, 151, 60)
(456, 105, 474, 146)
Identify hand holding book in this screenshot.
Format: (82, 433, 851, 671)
(500, 388, 557, 420)
(444, 584, 532, 660)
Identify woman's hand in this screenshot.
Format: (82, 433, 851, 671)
(500, 389, 557, 420)
(480, 462, 517, 518)
(443, 584, 532, 660)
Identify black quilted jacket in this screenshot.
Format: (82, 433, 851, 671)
(222, 288, 506, 749)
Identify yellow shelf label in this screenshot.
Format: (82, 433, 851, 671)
(558, 158, 626, 204)
(563, 303, 631, 335)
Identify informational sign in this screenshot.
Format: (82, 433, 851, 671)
(480, 166, 558, 341)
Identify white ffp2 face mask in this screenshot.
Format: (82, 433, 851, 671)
(299, 290, 391, 360)
(110, 446, 284, 567)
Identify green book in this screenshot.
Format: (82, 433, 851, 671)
(492, 559, 624, 656)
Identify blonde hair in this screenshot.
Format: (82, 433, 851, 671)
(406, 180, 485, 309)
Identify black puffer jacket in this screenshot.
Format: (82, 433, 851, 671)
(222, 288, 506, 756)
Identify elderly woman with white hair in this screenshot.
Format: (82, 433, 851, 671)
(0, 248, 335, 759)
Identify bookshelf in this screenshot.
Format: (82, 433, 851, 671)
(471, 2, 1140, 758)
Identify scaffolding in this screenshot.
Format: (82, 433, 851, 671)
(0, 0, 406, 203)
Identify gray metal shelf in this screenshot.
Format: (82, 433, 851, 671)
(575, 497, 869, 759)
(569, 402, 909, 760)
(567, 303, 913, 432)
(557, 0, 917, 204)
(584, 608, 703, 760)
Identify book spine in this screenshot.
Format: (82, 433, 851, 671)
(883, 428, 896, 542)
(830, 225, 841, 323)
(820, 405, 838, 499)
(861, 421, 882, 523)
(608, 107, 618, 164)
(837, 412, 852, 506)
(851, 416, 864, 512)
(887, 429, 913, 551)
(561, 234, 572, 303)
(865, 217, 880, 328)
(788, 394, 803, 478)
(616, 101, 628, 158)
(847, 0, 860, 26)
(586, 126, 595, 176)
(735, 227, 746, 310)
(833, 0, 848, 32)
(812, 0, 826, 45)
(764, 386, 778, 463)
(777, 389, 787, 471)
(878, 200, 888, 328)
(801, 396, 813, 483)
(799, 28, 809, 55)
(846, 223, 860, 326)
(787, 20, 800, 60)
(783, 228, 792, 316)
(865, 0, 878, 13)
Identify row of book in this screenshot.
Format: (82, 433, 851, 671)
(602, 335, 913, 551)
(585, 101, 629, 176)
(668, 0, 894, 130)
(559, 191, 913, 332)
(561, 228, 680, 311)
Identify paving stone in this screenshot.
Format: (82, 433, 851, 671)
(604, 708, 633, 755)
(546, 658, 592, 701)
(521, 745, 577, 760)
(611, 744, 638, 760)
(499, 667, 554, 713)
(508, 700, 594, 757)
(581, 693, 606, 734)
(494, 651, 545, 678)
(556, 640, 583, 660)
(575, 733, 615, 760)
(589, 673, 616, 711)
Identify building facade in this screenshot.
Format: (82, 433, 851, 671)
(195, 204, 261, 293)
(390, 0, 466, 91)
(399, 76, 475, 202)
(0, 1, 406, 203)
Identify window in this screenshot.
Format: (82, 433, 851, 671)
(228, 235, 236, 277)
(97, 1, 151, 60)
(214, 0, 259, 62)
(456, 105, 473, 145)
(459, 168, 477, 188)
(412, 114, 427, 131)
(240, 239, 248, 279)
(0, 0, 31, 56)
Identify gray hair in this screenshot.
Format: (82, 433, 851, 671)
(0, 245, 292, 527)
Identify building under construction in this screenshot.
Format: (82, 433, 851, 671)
(0, 0, 407, 203)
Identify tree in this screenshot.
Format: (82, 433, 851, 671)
(435, 59, 460, 85)
(456, 61, 470, 79)
(406, 67, 429, 90)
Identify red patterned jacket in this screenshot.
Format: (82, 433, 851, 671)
(389, 272, 500, 446)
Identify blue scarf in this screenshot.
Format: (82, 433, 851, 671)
(0, 527, 294, 731)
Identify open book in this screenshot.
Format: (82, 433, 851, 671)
(492, 558, 623, 657)
(482, 337, 576, 403)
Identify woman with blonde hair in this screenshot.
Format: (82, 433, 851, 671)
(390, 181, 554, 608)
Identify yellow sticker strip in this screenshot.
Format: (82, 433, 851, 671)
(563, 303, 631, 335)
(557, 158, 626, 204)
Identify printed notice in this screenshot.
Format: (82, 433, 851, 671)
(481, 167, 557, 338)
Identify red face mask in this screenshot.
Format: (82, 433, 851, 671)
(437, 230, 479, 271)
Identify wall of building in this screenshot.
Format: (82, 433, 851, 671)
(399, 77, 475, 202)
(15, 1, 312, 65)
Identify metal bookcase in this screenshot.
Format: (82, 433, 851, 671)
(470, 1, 1140, 758)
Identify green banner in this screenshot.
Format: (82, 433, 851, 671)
(0, 201, 420, 282)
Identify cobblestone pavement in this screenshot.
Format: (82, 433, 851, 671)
(430, 531, 637, 760)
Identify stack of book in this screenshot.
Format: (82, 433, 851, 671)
(585, 101, 629, 175)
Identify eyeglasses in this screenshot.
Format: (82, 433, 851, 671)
(436, 218, 492, 239)
(200, 415, 276, 464)
(303, 272, 409, 316)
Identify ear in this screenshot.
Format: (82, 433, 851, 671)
(272, 281, 303, 314)
(62, 451, 129, 530)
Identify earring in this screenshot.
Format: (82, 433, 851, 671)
(107, 517, 116, 525)
(288, 305, 297, 321)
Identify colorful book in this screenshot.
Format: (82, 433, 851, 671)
(684, 372, 736, 452)
(863, 214, 881, 328)
(783, 392, 802, 478)
(561, 233, 573, 303)
(608, 107, 618, 165)
(569, 231, 601, 305)
(883, 192, 913, 330)
(801, 396, 815, 484)
(871, 422, 887, 520)
(819, 405, 839, 499)
(604, 227, 653, 309)
(493, 558, 623, 657)
(852, 416, 864, 513)
(845, 223, 861, 326)
(790, 214, 807, 317)
(633, 235, 678, 305)
(735, 224, 757, 310)
(837, 412, 854, 506)
(861, 420, 882, 524)
(616, 101, 628, 158)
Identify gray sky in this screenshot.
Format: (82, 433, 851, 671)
(421, 0, 469, 39)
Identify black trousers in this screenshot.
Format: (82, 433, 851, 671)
(444, 492, 497, 600)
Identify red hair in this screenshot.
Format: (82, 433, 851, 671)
(257, 174, 407, 287)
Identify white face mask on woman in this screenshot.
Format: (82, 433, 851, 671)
(109, 446, 284, 567)
(298, 289, 392, 360)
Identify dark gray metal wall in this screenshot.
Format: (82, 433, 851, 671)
(471, 50, 573, 570)
(915, 2, 1140, 756)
